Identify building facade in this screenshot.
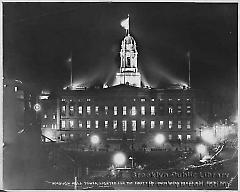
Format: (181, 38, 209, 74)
(40, 29, 210, 150)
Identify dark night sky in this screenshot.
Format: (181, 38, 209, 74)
(3, 3, 238, 102)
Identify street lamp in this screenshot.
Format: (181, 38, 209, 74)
(196, 144, 207, 160)
(113, 152, 127, 167)
(90, 134, 100, 145)
(154, 133, 165, 146)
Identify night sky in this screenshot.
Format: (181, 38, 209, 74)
(3, 3, 238, 102)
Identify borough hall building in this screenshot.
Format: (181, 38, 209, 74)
(40, 25, 210, 150)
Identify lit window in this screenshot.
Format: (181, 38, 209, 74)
(141, 98, 145, 102)
(151, 98, 155, 101)
(54, 124, 57, 129)
(177, 105, 182, 114)
(122, 120, 127, 132)
(187, 98, 190, 101)
(14, 86, 18, 92)
(87, 98, 91, 102)
(69, 105, 74, 116)
(141, 106, 145, 115)
(150, 121, 155, 129)
(95, 120, 99, 128)
(168, 107, 173, 114)
(43, 125, 46, 128)
(123, 106, 127, 115)
(87, 106, 91, 115)
(160, 121, 164, 129)
(95, 106, 99, 115)
(105, 106, 108, 115)
(87, 120, 91, 129)
(61, 106, 66, 115)
(132, 120, 136, 132)
(187, 134, 191, 140)
(53, 115, 56, 119)
(78, 120, 83, 128)
(178, 135, 182, 140)
(177, 99, 181, 101)
(114, 106, 118, 115)
(113, 120, 117, 130)
(78, 106, 83, 115)
(61, 99, 65, 102)
(105, 121, 108, 128)
(160, 98, 164, 101)
(131, 106, 136, 116)
(168, 98, 172, 101)
(187, 120, 191, 129)
(141, 120, 145, 129)
(168, 134, 172, 140)
(44, 114, 47, 118)
(70, 133, 74, 139)
(61, 120, 66, 128)
(70, 120, 74, 128)
(169, 121, 173, 129)
(186, 105, 191, 114)
(151, 106, 155, 115)
(178, 121, 182, 129)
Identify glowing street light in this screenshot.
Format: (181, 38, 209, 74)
(201, 129, 217, 145)
(113, 152, 126, 167)
(90, 135, 100, 145)
(34, 103, 41, 112)
(196, 144, 207, 160)
(154, 133, 165, 145)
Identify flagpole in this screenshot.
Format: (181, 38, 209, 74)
(128, 14, 130, 35)
(70, 52, 73, 88)
(188, 51, 191, 89)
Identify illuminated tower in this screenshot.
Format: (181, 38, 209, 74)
(114, 18, 141, 87)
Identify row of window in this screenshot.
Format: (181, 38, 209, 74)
(59, 133, 192, 141)
(61, 98, 191, 103)
(59, 120, 191, 130)
(59, 105, 192, 117)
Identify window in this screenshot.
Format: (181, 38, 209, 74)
(187, 134, 191, 140)
(168, 134, 172, 140)
(53, 115, 56, 119)
(61, 105, 66, 116)
(105, 106, 108, 115)
(61, 120, 66, 128)
(70, 134, 74, 139)
(122, 120, 127, 131)
(131, 106, 136, 116)
(168, 98, 172, 101)
(177, 105, 182, 114)
(168, 106, 173, 114)
(69, 105, 74, 116)
(114, 106, 117, 115)
(95, 106, 99, 115)
(151, 98, 155, 102)
(151, 106, 155, 115)
(178, 135, 182, 140)
(141, 120, 145, 129)
(87, 106, 91, 115)
(78, 120, 83, 128)
(123, 106, 126, 115)
(14, 86, 18, 92)
(160, 121, 164, 129)
(70, 120, 74, 128)
(186, 105, 191, 114)
(159, 105, 164, 115)
(178, 121, 182, 129)
(150, 121, 155, 129)
(87, 120, 91, 129)
(187, 120, 191, 129)
(78, 106, 83, 115)
(105, 121, 108, 128)
(132, 120, 136, 132)
(113, 120, 117, 130)
(141, 98, 145, 102)
(169, 121, 173, 129)
(44, 114, 47, 119)
(95, 120, 99, 129)
(87, 98, 91, 102)
(141, 106, 145, 115)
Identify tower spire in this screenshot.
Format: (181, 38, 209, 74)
(128, 14, 130, 35)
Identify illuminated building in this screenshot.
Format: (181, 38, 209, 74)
(40, 26, 210, 150)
